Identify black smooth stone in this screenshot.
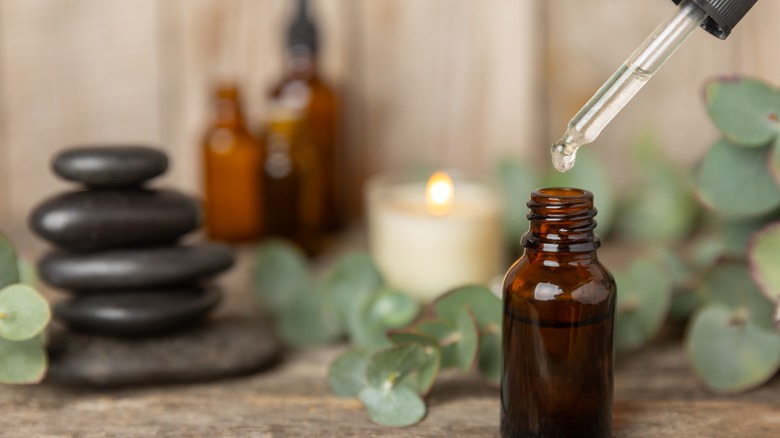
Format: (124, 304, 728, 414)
(54, 285, 222, 336)
(39, 244, 235, 290)
(30, 189, 201, 251)
(53, 145, 168, 187)
(46, 315, 281, 387)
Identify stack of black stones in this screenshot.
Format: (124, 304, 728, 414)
(31, 146, 234, 336)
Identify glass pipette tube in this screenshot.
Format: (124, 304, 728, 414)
(551, 0, 708, 172)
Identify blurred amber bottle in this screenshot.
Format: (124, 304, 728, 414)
(266, 0, 342, 235)
(202, 84, 264, 242)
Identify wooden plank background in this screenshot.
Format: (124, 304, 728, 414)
(1, 0, 779, 248)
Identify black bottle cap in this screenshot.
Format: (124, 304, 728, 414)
(672, 0, 758, 39)
(287, 0, 318, 54)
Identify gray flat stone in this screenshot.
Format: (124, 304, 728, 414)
(46, 315, 282, 387)
(54, 285, 222, 336)
(39, 244, 235, 290)
(53, 146, 168, 187)
(30, 189, 201, 251)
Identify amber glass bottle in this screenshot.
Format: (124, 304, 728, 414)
(202, 84, 263, 242)
(501, 188, 616, 438)
(267, 0, 341, 233)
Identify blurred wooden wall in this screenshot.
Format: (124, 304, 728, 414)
(1, 0, 779, 247)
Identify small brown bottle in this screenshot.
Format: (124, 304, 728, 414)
(501, 188, 616, 438)
(268, 0, 341, 232)
(202, 84, 263, 242)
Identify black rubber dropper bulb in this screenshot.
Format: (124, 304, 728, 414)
(672, 0, 758, 39)
(287, 0, 318, 53)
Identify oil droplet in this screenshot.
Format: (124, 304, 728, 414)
(551, 140, 579, 173)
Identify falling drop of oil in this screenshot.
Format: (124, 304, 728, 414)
(551, 139, 579, 173)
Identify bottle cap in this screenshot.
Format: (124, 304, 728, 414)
(287, 0, 318, 53)
(672, 0, 758, 39)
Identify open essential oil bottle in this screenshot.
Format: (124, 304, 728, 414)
(501, 188, 616, 438)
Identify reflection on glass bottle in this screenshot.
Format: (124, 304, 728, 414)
(202, 84, 263, 243)
(267, 0, 342, 234)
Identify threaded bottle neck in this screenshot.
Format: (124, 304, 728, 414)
(522, 188, 600, 253)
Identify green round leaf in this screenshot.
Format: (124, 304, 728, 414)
(0, 335, 47, 384)
(416, 319, 458, 369)
(0, 284, 51, 341)
(477, 332, 501, 384)
(16, 258, 38, 287)
(276, 284, 342, 346)
(616, 164, 698, 243)
(496, 158, 538, 245)
(328, 349, 370, 397)
(697, 139, 780, 217)
(0, 234, 19, 290)
(722, 214, 777, 258)
(322, 252, 383, 334)
(434, 285, 501, 331)
(749, 222, 780, 303)
(365, 344, 426, 389)
(358, 385, 426, 427)
(544, 152, 617, 235)
(387, 331, 441, 395)
(697, 263, 776, 331)
(454, 307, 479, 372)
(252, 240, 310, 313)
(705, 77, 780, 147)
(614, 258, 672, 352)
(366, 288, 420, 329)
(687, 304, 780, 393)
(772, 136, 780, 184)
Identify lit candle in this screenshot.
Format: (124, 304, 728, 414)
(366, 171, 504, 301)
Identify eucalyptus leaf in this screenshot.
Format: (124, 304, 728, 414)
(496, 158, 538, 246)
(669, 290, 702, 322)
(276, 284, 342, 346)
(748, 222, 780, 303)
(366, 288, 420, 330)
(721, 211, 780, 258)
(0, 334, 47, 384)
(477, 332, 501, 384)
(614, 258, 672, 352)
(0, 234, 19, 290)
(697, 139, 780, 218)
(328, 349, 370, 397)
(544, 152, 616, 236)
(616, 155, 698, 242)
(359, 385, 426, 427)
(252, 240, 310, 313)
(454, 307, 479, 372)
(697, 262, 776, 331)
(387, 331, 441, 395)
(434, 285, 501, 331)
(0, 284, 51, 341)
(16, 258, 38, 287)
(416, 319, 459, 369)
(687, 304, 780, 393)
(365, 344, 426, 389)
(705, 77, 780, 147)
(321, 252, 383, 342)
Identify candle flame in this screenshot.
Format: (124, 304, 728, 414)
(426, 171, 454, 215)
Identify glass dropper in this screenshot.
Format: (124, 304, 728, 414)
(551, 0, 707, 172)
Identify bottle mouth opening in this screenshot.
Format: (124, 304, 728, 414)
(533, 187, 593, 200)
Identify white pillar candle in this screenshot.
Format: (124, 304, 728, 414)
(366, 171, 504, 302)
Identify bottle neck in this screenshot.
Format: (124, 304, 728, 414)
(285, 45, 318, 80)
(213, 86, 246, 128)
(521, 188, 600, 255)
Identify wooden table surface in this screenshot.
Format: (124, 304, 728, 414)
(1, 333, 779, 437)
(2, 240, 779, 437)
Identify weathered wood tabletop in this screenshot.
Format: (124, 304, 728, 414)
(1, 333, 779, 437)
(2, 242, 778, 437)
